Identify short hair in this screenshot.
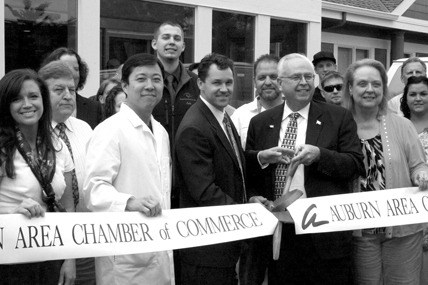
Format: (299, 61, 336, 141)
(343, 59, 389, 116)
(321, 71, 344, 89)
(198, 53, 234, 82)
(278, 53, 314, 75)
(38, 60, 75, 82)
(41, 47, 89, 90)
(400, 76, 428, 119)
(153, 21, 184, 40)
(104, 84, 126, 119)
(401, 57, 427, 76)
(188, 62, 199, 73)
(0, 69, 54, 178)
(253, 54, 279, 75)
(121, 53, 165, 85)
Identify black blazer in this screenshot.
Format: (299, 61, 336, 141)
(76, 94, 103, 129)
(245, 101, 364, 259)
(174, 98, 246, 267)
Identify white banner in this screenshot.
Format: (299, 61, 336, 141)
(0, 203, 278, 264)
(287, 187, 428, 234)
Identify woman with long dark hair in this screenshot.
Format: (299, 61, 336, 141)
(0, 69, 75, 284)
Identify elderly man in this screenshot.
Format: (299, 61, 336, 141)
(174, 53, 246, 285)
(245, 53, 364, 284)
(320, 71, 344, 106)
(388, 57, 427, 116)
(232, 54, 284, 149)
(39, 61, 94, 284)
(84, 53, 173, 284)
(312, 51, 337, 102)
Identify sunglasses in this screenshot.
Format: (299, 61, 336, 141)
(323, 84, 343, 92)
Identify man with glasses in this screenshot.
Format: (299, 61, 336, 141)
(245, 53, 364, 284)
(320, 71, 344, 106)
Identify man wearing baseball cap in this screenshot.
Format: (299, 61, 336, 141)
(312, 51, 337, 102)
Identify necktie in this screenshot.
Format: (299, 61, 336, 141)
(274, 112, 300, 199)
(223, 114, 247, 203)
(166, 74, 175, 105)
(56, 123, 79, 209)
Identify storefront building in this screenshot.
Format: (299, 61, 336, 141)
(1, 0, 427, 107)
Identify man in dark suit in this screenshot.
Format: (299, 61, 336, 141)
(174, 53, 246, 285)
(76, 94, 103, 129)
(245, 53, 364, 284)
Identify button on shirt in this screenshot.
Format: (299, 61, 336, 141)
(278, 103, 310, 198)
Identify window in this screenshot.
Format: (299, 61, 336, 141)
(100, 0, 194, 80)
(338, 47, 352, 75)
(375, 49, 387, 68)
(5, 0, 77, 71)
(270, 19, 306, 57)
(356, 49, 369, 61)
(212, 11, 255, 107)
(321, 43, 334, 54)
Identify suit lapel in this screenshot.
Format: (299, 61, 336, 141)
(197, 100, 240, 169)
(306, 102, 324, 146)
(267, 104, 284, 148)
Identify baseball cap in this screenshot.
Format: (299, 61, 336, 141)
(312, 51, 336, 66)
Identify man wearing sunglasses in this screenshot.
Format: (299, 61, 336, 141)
(312, 51, 337, 103)
(320, 71, 344, 106)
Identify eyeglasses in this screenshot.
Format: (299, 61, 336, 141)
(280, 74, 315, 83)
(323, 84, 343, 92)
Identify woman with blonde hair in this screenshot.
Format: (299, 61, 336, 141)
(343, 59, 428, 284)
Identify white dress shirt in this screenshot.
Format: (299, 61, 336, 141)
(52, 116, 93, 212)
(232, 97, 265, 149)
(278, 102, 310, 198)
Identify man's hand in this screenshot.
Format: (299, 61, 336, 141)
(12, 198, 45, 218)
(126, 196, 162, 217)
(415, 170, 428, 191)
(258, 147, 295, 165)
(292, 144, 320, 166)
(248, 196, 274, 210)
(58, 259, 76, 285)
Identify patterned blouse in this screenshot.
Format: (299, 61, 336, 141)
(360, 134, 386, 234)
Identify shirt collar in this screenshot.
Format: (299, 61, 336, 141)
(282, 102, 310, 121)
(165, 64, 181, 83)
(52, 118, 73, 132)
(120, 103, 153, 130)
(200, 96, 226, 126)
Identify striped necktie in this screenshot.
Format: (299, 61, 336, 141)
(56, 123, 79, 209)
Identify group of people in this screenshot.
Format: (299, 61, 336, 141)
(0, 20, 428, 285)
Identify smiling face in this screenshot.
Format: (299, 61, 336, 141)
(350, 66, 383, 112)
(198, 64, 234, 111)
(10, 80, 44, 130)
(46, 77, 76, 123)
(254, 60, 281, 102)
(122, 64, 163, 117)
(407, 82, 428, 116)
(278, 57, 315, 111)
(152, 24, 185, 62)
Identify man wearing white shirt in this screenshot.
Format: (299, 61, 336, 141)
(232, 54, 283, 149)
(39, 60, 94, 285)
(245, 53, 364, 284)
(84, 53, 174, 284)
(388, 57, 427, 116)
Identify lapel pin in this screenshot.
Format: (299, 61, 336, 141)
(316, 120, 321, 125)
(269, 125, 274, 128)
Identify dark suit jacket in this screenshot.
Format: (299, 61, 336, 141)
(245, 101, 364, 259)
(174, 98, 246, 267)
(76, 93, 103, 129)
